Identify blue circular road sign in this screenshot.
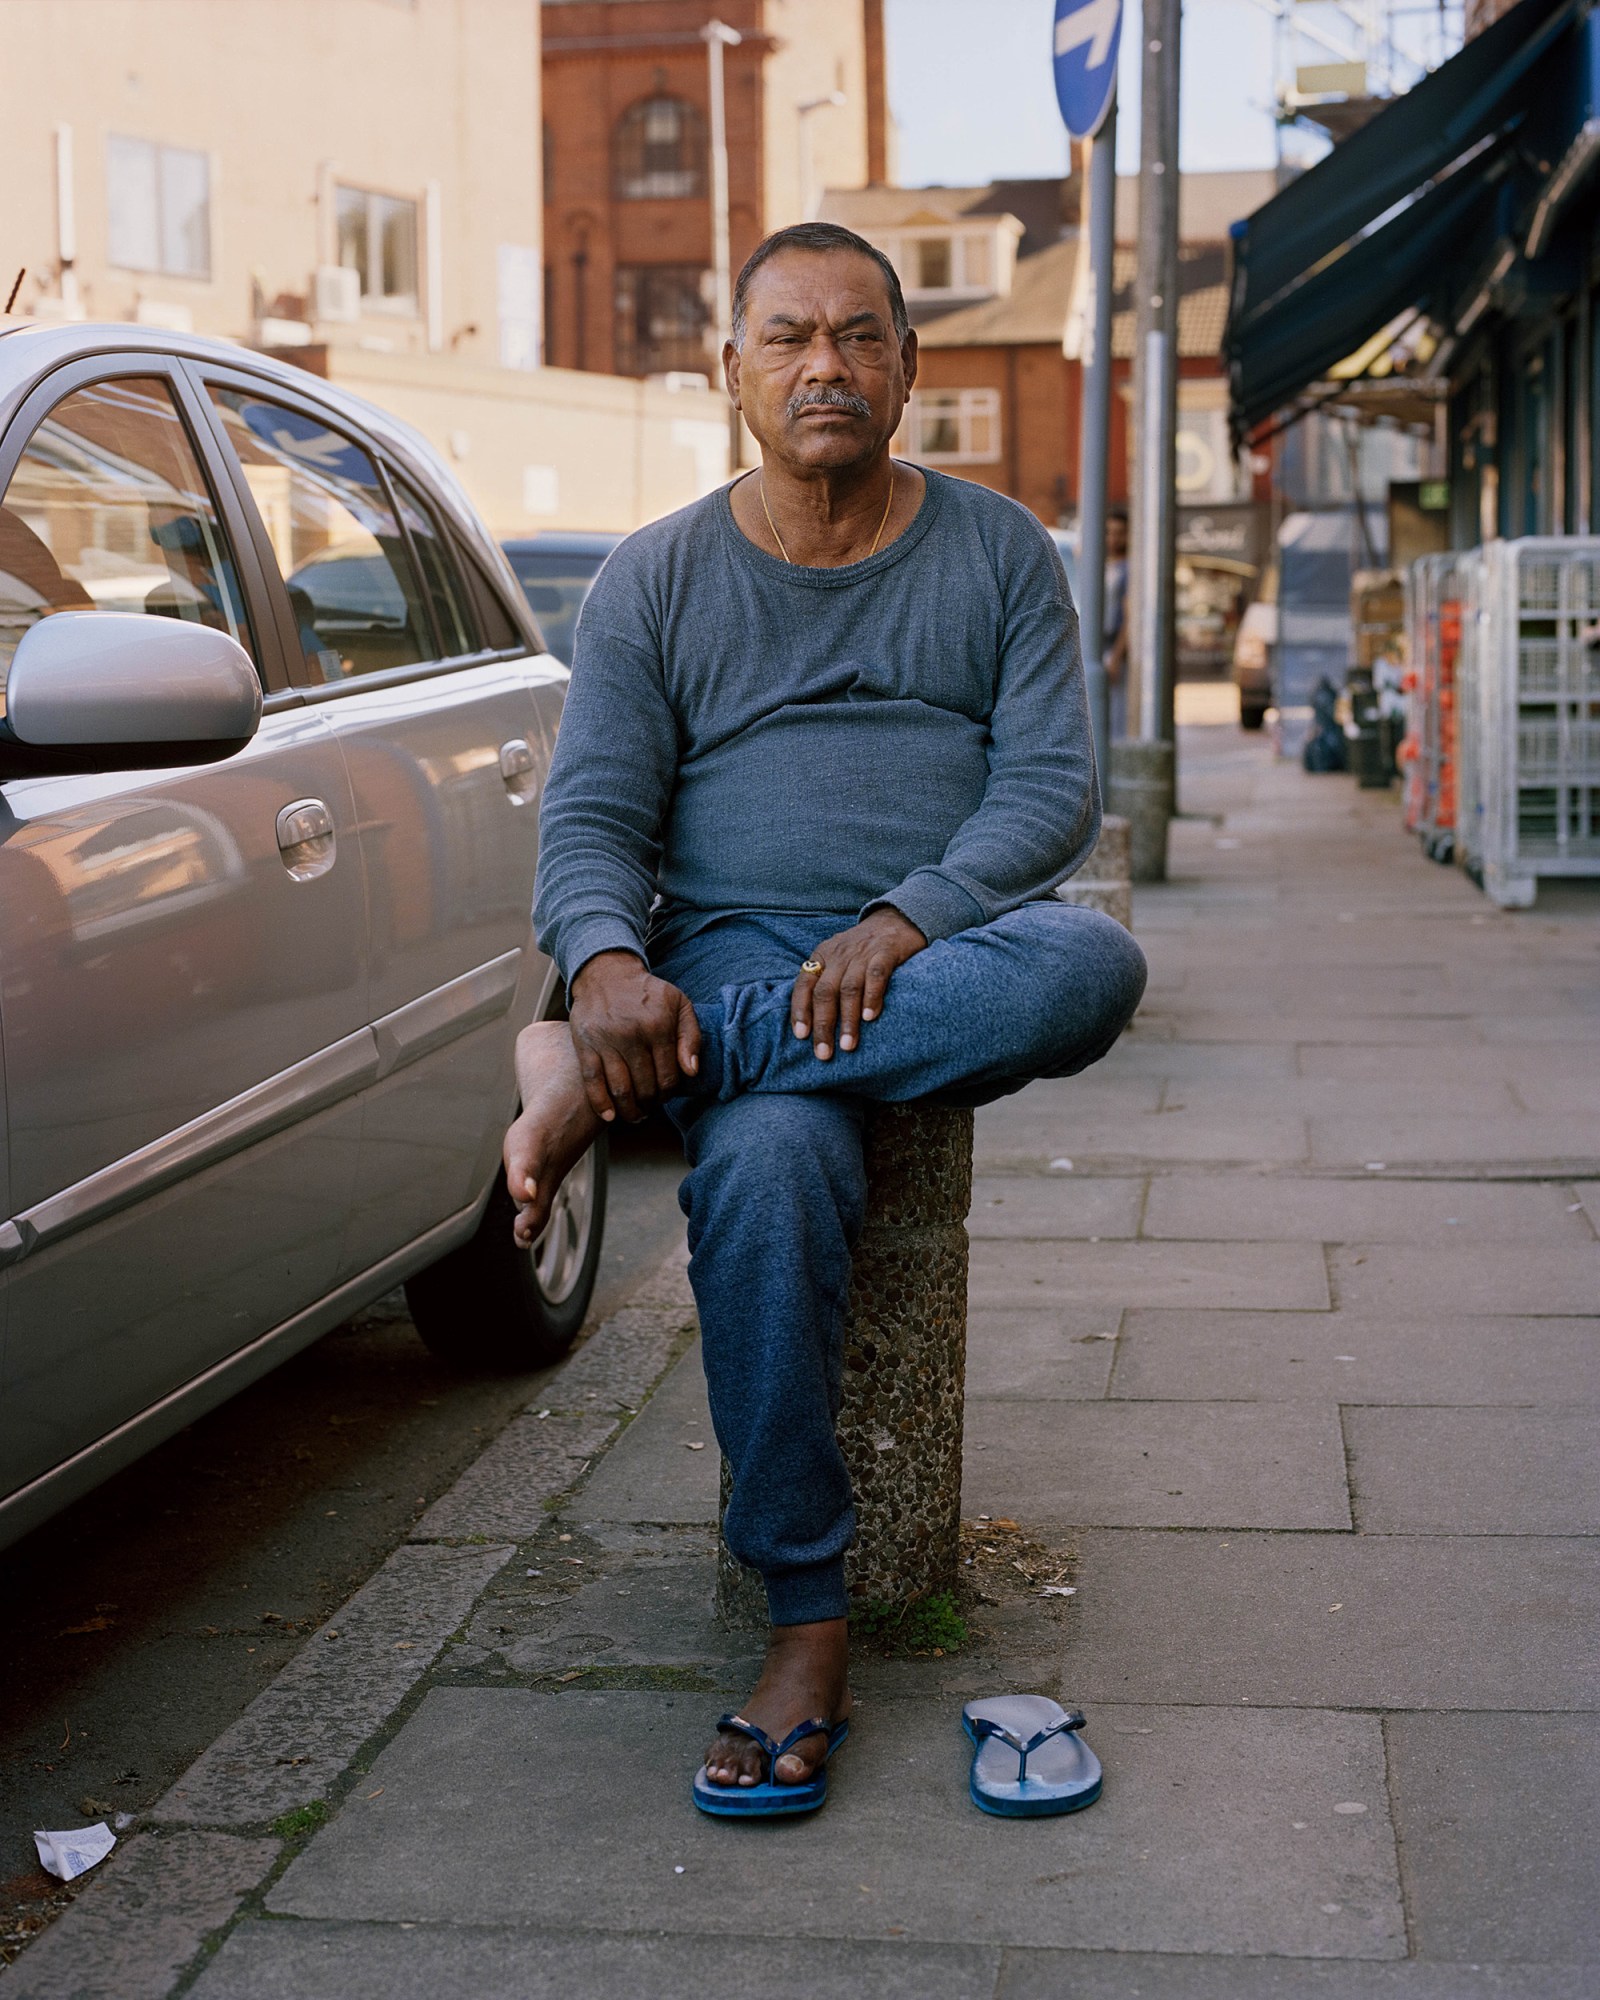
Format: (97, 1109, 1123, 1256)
(1053, 0, 1122, 138)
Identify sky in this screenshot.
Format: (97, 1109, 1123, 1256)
(882, 0, 1464, 187)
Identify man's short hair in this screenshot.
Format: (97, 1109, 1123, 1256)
(730, 223, 910, 351)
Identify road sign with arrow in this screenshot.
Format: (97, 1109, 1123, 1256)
(1052, 0, 1122, 138)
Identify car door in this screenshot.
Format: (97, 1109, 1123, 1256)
(0, 358, 368, 1506)
(198, 374, 562, 1278)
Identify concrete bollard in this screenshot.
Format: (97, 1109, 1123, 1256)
(1054, 813, 1132, 929)
(716, 1102, 974, 1629)
(1109, 740, 1175, 883)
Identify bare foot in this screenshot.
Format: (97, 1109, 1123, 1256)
(704, 1618, 852, 1787)
(503, 1021, 604, 1247)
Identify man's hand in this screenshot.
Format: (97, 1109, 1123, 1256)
(568, 950, 701, 1122)
(791, 907, 927, 1061)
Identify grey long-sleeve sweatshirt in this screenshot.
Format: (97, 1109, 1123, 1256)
(532, 466, 1100, 985)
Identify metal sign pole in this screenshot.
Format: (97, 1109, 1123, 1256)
(1075, 93, 1118, 787)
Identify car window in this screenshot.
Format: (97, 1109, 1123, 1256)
(0, 375, 255, 688)
(392, 475, 478, 658)
(206, 385, 432, 682)
(505, 549, 608, 663)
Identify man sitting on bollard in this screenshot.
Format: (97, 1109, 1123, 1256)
(505, 222, 1147, 1809)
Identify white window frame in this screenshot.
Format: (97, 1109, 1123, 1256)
(906, 387, 1002, 466)
(106, 135, 212, 280)
(871, 227, 1007, 303)
(335, 183, 420, 314)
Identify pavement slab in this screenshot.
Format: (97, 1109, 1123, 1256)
(567, 1342, 719, 1527)
(188, 1922, 1002, 2000)
(976, 1105, 1310, 1168)
(1112, 1311, 1600, 1405)
(1140, 1175, 1591, 1244)
(966, 1306, 1120, 1399)
(1069, 1532, 1600, 1711)
(963, 1399, 1351, 1530)
(4, 1832, 278, 2000)
(1346, 1408, 1600, 1534)
(1309, 1116, 1600, 1171)
(266, 1689, 1406, 1960)
(967, 1175, 1146, 1239)
(1386, 1713, 1600, 1964)
(411, 1407, 621, 1540)
(968, 1238, 1331, 1312)
(1327, 1244, 1600, 1316)
(995, 1953, 1596, 1998)
(155, 1542, 511, 1827)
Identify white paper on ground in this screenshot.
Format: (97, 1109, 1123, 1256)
(34, 1822, 116, 1880)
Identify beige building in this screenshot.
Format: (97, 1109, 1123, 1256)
(0, 0, 728, 532)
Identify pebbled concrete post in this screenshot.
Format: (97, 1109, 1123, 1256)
(1054, 813, 1132, 929)
(716, 1102, 974, 1628)
(1109, 740, 1175, 883)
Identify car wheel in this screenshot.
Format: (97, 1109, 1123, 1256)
(405, 1134, 608, 1370)
(1239, 699, 1268, 732)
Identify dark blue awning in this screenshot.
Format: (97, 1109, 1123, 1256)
(1226, 0, 1582, 438)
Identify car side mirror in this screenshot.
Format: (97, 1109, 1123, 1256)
(0, 612, 263, 778)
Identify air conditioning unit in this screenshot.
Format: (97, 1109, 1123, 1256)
(313, 264, 361, 324)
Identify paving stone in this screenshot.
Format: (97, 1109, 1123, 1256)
(1070, 1532, 1600, 1710)
(967, 1175, 1145, 1239)
(1169, 1015, 1483, 1046)
(1141, 1176, 1590, 1244)
(1387, 1713, 1600, 1964)
(266, 1689, 1405, 1959)
(1310, 1116, 1600, 1171)
(495, 1555, 749, 1674)
(1112, 1311, 1600, 1406)
(966, 1306, 1118, 1399)
(1095, 1040, 1299, 1079)
(964, 1399, 1350, 1530)
(996, 1952, 1595, 1998)
(1571, 1181, 1600, 1233)
(567, 1344, 718, 1527)
(1346, 1408, 1600, 1533)
(156, 1543, 510, 1826)
(413, 1407, 621, 1540)
(5, 1831, 277, 2000)
(189, 1921, 1002, 2000)
(1298, 1043, 1591, 1086)
(1328, 1244, 1600, 1316)
(1157, 1076, 1521, 1117)
(540, 1301, 698, 1412)
(969, 1238, 1330, 1312)
(977, 1105, 1309, 1167)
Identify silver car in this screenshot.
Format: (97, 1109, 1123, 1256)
(0, 324, 604, 1552)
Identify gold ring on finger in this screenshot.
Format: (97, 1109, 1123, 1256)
(801, 958, 824, 974)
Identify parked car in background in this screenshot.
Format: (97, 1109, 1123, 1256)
(1233, 566, 1279, 730)
(0, 323, 605, 1552)
(503, 530, 624, 664)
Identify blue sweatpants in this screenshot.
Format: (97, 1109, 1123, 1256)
(653, 901, 1148, 1626)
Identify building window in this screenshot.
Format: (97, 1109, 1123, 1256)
(614, 265, 712, 378)
(613, 97, 707, 201)
(335, 186, 419, 310)
(106, 137, 211, 279)
(908, 388, 1001, 464)
(880, 231, 1000, 299)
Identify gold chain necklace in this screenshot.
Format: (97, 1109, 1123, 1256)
(759, 467, 897, 566)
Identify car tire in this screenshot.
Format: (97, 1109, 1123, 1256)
(1239, 699, 1268, 732)
(405, 1134, 608, 1370)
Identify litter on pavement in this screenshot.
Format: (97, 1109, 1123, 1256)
(34, 1822, 115, 1881)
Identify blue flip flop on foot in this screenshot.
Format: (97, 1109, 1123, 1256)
(963, 1695, 1102, 1818)
(691, 1713, 849, 1818)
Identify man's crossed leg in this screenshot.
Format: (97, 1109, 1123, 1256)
(504, 901, 1147, 1793)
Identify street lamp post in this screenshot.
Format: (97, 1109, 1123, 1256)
(702, 18, 743, 469)
(796, 90, 847, 221)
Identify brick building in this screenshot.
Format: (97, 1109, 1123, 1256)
(542, 0, 888, 379)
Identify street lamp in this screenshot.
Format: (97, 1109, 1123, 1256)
(701, 19, 742, 344)
(796, 90, 847, 220)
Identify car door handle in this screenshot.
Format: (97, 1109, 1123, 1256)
(499, 737, 539, 805)
(276, 797, 337, 880)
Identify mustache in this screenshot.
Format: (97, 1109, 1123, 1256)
(785, 386, 873, 421)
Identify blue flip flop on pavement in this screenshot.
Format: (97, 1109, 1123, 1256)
(963, 1695, 1102, 1818)
(691, 1712, 849, 1818)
